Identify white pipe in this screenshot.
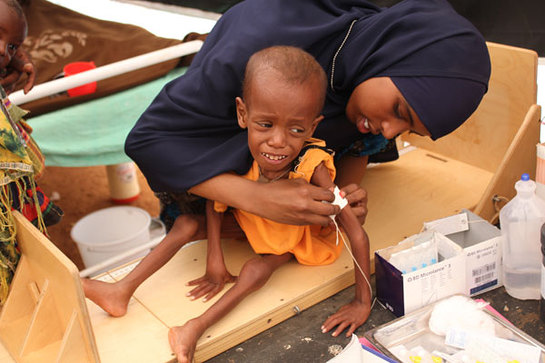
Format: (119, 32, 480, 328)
(10, 40, 203, 105)
(79, 233, 165, 278)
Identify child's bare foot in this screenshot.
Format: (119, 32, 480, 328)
(168, 319, 206, 363)
(81, 278, 133, 317)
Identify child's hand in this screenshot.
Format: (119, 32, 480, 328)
(320, 298, 371, 337)
(185, 264, 236, 302)
(0, 48, 36, 94)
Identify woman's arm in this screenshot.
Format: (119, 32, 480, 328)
(189, 172, 340, 226)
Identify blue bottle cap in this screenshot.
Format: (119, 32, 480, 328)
(521, 173, 530, 181)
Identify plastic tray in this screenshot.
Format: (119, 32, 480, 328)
(364, 295, 545, 362)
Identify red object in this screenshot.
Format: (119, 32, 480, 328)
(63, 61, 97, 97)
(111, 194, 140, 204)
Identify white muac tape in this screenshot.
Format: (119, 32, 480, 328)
(330, 186, 348, 219)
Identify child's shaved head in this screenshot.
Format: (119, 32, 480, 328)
(2, 0, 24, 19)
(242, 46, 327, 114)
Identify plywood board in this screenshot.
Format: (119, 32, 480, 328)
(402, 42, 537, 173)
(363, 147, 494, 257)
(0, 339, 15, 363)
(474, 104, 541, 223)
(0, 212, 99, 363)
(86, 274, 173, 363)
(93, 239, 355, 362)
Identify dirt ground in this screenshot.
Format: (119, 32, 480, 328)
(37, 165, 160, 270)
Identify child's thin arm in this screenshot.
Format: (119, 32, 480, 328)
(186, 200, 236, 302)
(311, 163, 372, 337)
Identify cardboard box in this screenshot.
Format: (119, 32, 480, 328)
(375, 210, 502, 317)
(441, 209, 502, 296)
(375, 231, 466, 317)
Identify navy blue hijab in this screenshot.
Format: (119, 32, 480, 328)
(126, 0, 490, 192)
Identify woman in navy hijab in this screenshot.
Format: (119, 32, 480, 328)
(122, 0, 489, 345)
(130, 2, 489, 220)
(126, 0, 490, 229)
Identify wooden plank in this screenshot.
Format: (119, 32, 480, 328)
(363, 147, 494, 259)
(91, 238, 354, 362)
(474, 104, 541, 223)
(0, 257, 37, 356)
(57, 311, 92, 363)
(0, 212, 100, 363)
(87, 273, 172, 363)
(402, 42, 537, 173)
(0, 341, 15, 363)
(19, 280, 64, 357)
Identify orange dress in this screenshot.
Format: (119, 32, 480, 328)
(215, 138, 342, 266)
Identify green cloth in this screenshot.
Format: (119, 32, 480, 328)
(27, 67, 187, 167)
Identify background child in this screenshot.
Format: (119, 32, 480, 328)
(0, 0, 62, 305)
(170, 46, 372, 363)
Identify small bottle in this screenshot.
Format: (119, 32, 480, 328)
(106, 162, 140, 204)
(500, 173, 545, 299)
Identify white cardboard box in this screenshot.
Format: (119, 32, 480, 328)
(375, 210, 502, 317)
(441, 209, 502, 296)
(375, 231, 466, 317)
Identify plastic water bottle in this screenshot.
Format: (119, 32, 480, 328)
(500, 173, 545, 300)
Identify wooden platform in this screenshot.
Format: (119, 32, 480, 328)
(0, 212, 355, 363)
(90, 239, 355, 362)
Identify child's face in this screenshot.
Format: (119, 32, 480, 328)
(236, 71, 323, 181)
(0, 2, 27, 72)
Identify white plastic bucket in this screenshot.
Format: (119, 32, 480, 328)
(71, 206, 151, 273)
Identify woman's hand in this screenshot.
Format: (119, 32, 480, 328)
(340, 184, 368, 225)
(256, 178, 339, 226)
(320, 299, 371, 337)
(0, 48, 36, 94)
(190, 173, 340, 227)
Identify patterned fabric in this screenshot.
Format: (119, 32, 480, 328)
(215, 138, 342, 266)
(0, 86, 62, 305)
(155, 191, 206, 232)
(334, 133, 391, 162)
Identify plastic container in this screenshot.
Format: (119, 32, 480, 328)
(63, 61, 97, 97)
(106, 162, 141, 204)
(71, 206, 151, 274)
(500, 173, 545, 300)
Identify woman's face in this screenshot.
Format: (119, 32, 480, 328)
(345, 77, 430, 140)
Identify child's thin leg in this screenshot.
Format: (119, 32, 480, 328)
(168, 253, 292, 363)
(82, 214, 204, 317)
